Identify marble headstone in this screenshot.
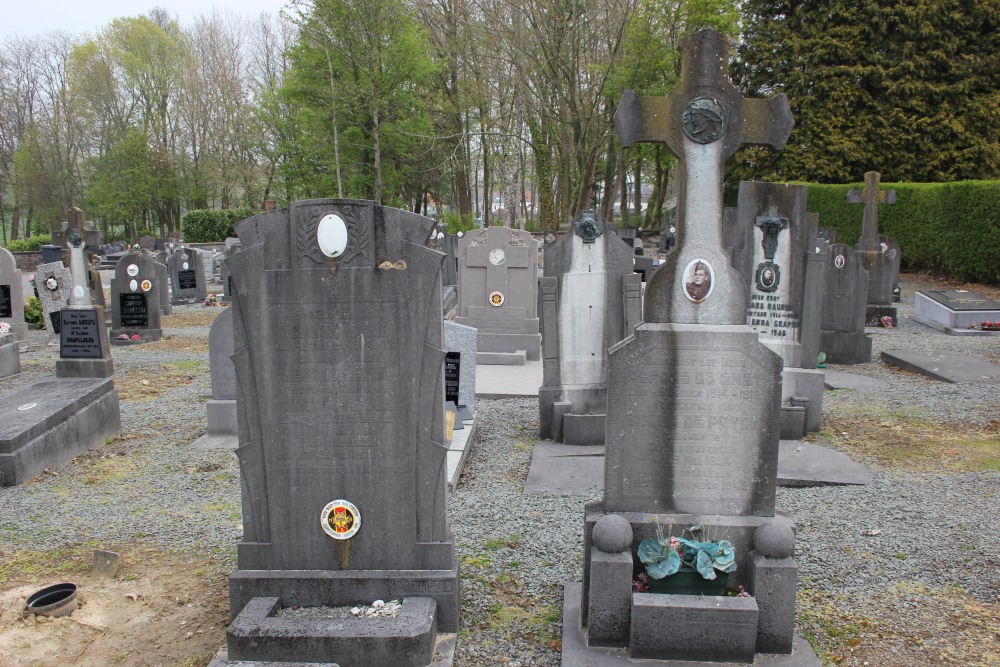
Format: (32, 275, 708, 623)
(0, 248, 28, 341)
(56, 233, 114, 378)
(224, 199, 459, 664)
(455, 226, 541, 364)
(443, 320, 477, 416)
(538, 211, 641, 445)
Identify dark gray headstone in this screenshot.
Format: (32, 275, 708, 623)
(538, 212, 641, 444)
(224, 199, 459, 663)
(819, 243, 871, 364)
(168, 246, 208, 304)
(0, 332, 19, 379)
(110, 252, 163, 342)
(0, 248, 28, 340)
(154, 261, 171, 316)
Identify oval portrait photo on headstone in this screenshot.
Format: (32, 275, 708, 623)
(835, 254, 846, 269)
(321, 499, 360, 540)
(682, 258, 714, 303)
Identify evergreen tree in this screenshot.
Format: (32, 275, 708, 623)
(732, 0, 1000, 183)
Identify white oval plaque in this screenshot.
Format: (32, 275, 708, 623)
(682, 258, 714, 304)
(321, 500, 360, 540)
(317, 213, 349, 258)
(18, 403, 37, 411)
(182, 261, 189, 270)
(126, 264, 139, 277)
(129, 279, 139, 292)
(73, 285, 86, 300)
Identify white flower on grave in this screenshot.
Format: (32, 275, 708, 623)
(45, 277, 59, 290)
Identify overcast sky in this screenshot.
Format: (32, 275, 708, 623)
(0, 0, 293, 41)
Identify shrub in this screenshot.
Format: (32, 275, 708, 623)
(441, 210, 478, 235)
(181, 208, 255, 243)
(805, 180, 1000, 284)
(4, 235, 53, 252)
(24, 297, 45, 329)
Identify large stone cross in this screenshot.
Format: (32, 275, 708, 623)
(614, 29, 793, 256)
(613, 29, 793, 323)
(847, 171, 896, 253)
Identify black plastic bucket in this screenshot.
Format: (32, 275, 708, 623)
(25, 582, 78, 617)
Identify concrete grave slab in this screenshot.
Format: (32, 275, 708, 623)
(881, 350, 1000, 383)
(475, 359, 542, 398)
(523, 442, 604, 497)
(0, 378, 121, 486)
(911, 290, 1000, 336)
(776, 440, 874, 487)
(823, 370, 891, 391)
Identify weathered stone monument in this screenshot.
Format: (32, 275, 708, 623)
(724, 182, 826, 438)
(168, 245, 208, 305)
(220, 238, 242, 304)
(56, 232, 114, 378)
(1, 247, 28, 341)
(110, 251, 163, 343)
(538, 211, 641, 445)
(35, 261, 73, 334)
(153, 256, 172, 316)
(848, 171, 899, 325)
(0, 326, 18, 379)
(51, 207, 103, 250)
(819, 244, 872, 364)
(563, 30, 812, 665)
(455, 226, 541, 365)
(218, 199, 458, 666)
(206, 307, 237, 435)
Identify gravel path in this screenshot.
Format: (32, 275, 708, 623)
(1, 275, 997, 667)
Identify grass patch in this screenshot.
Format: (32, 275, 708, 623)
(162, 311, 221, 327)
(144, 336, 210, 353)
(0, 546, 93, 585)
(115, 369, 198, 401)
(823, 415, 1000, 472)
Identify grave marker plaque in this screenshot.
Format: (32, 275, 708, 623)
(177, 269, 197, 290)
(59, 309, 104, 359)
(0, 248, 28, 341)
(0, 285, 10, 319)
(119, 293, 149, 328)
(110, 252, 162, 342)
(444, 351, 461, 406)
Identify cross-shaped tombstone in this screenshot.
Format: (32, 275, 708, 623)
(847, 171, 896, 253)
(614, 29, 793, 324)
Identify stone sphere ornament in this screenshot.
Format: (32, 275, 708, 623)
(753, 518, 795, 559)
(592, 514, 633, 554)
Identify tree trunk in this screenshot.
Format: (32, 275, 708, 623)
(633, 153, 643, 228)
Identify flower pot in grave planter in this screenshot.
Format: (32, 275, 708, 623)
(648, 570, 729, 596)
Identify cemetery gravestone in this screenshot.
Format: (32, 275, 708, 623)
(538, 211, 641, 445)
(847, 171, 899, 325)
(110, 252, 163, 343)
(0, 328, 18, 378)
(154, 260, 172, 316)
(0, 377, 121, 486)
(455, 226, 541, 365)
(879, 235, 902, 303)
(35, 261, 73, 335)
(168, 246, 208, 304)
(0, 247, 28, 341)
(819, 244, 872, 364)
(566, 29, 805, 664)
(221, 199, 458, 666)
(206, 307, 237, 434)
(912, 289, 1000, 336)
(443, 321, 477, 418)
(220, 238, 242, 303)
(724, 181, 826, 436)
(56, 232, 114, 378)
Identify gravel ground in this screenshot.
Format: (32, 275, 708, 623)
(1, 273, 998, 667)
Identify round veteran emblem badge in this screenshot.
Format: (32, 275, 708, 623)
(321, 500, 360, 540)
(489, 290, 505, 307)
(141, 279, 152, 292)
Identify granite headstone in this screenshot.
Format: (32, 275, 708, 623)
(110, 251, 163, 343)
(0, 247, 28, 341)
(35, 261, 73, 335)
(223, 199, 459, 665)
(819, 244, 872, 364)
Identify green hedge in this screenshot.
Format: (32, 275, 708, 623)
(2, 235, 53, 252)
(805, 180, 1000, 284)
(181, 208, 255, 243)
